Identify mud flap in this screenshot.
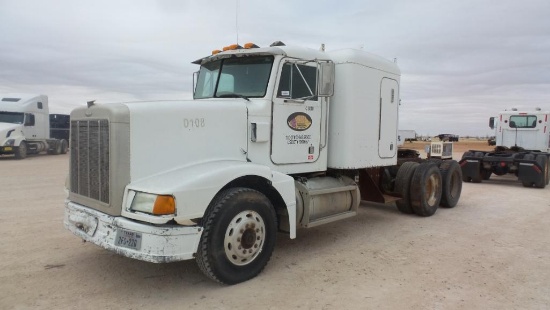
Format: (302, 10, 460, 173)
(459, 159, 481, 181)
(518, 162, 540, 184)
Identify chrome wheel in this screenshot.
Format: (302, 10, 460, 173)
(224, 210, 265, 266)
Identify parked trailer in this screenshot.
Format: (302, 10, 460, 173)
(460, 108, 550, 188)
(64, 42, 463, 284)
(49, 114, 70, 142)
(0, 94, 69, 159)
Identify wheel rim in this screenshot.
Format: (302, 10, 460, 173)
(224, 210, 265, 266)
(425, 173, 440, 206)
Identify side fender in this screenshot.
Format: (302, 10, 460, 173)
(123, 160, 297, 237)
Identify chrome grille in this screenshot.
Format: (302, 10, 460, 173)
(70, 119, 110, 203)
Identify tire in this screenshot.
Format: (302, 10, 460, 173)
(196, 187, 277, 285)
(428, 158, 442, 167)
(60, 140, 69, 154)
(49, 141, 62, 155)
(410, 162, 442, 217)
(439, 160, 462, 208)
(535, 155, 548, 188)
(522, 154, 535, 187)
(394, 162, 419, 214)
(15, 141, 27, 159)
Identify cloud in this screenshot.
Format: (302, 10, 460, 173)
(0, 0, 549, 135)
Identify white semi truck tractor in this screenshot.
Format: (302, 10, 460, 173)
(460, 108, 550, 187)
(64, 42, 463, 284)
(0, 94, 69, 159)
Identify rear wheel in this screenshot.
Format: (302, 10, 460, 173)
(410, 162, 442, 217)
(535, 155, 548, 188)
(15, 141, 27, 159)
(439, 160, 462, 208)
(394, 162, 419, 214)
(196, 188, 277, 285)
(60, 139, 69, 154)
(48, 141, 62, 155)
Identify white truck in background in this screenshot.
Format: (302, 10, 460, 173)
(64, 42, 463, 284)
(0, 94, 69, 159)
(460, 108, 550, 187)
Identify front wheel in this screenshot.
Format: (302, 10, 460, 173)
(196, 188, 277, 284)
(15, 141, 27, 159)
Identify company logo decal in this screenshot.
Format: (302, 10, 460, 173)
(287, 112, 312, 131)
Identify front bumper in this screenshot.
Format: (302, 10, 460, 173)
(64, 201, 202, 263)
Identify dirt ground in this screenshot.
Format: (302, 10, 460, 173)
(1, 143, 549, 309)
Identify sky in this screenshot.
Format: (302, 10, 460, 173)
(1, 0, 549, 137)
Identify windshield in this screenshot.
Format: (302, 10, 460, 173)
(0, 111, 24, 124)
(194, 56, 274, 99)
(509, 115, 537, 128)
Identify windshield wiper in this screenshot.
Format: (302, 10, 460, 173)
(217, 93, 250, 101)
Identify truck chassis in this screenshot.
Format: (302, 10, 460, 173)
(460, 147, 550, 188)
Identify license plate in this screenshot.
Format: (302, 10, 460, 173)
(115, 229, 142, 250)
(4, 147, 12, 151)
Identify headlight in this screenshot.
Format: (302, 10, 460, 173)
(130, 191, 176, 215)
(4, 139, 15, 146)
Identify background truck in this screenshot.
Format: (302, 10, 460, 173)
(437, 133, 459, 142)
(0, 94, 69, 159)
(64, 42, 463, 284)
(459, 108, 550, 188)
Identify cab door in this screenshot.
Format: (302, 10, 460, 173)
(271, 61, 321, 164)
(378, 78, 398, 158)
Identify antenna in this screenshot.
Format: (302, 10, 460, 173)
(236, 0, 239, 45)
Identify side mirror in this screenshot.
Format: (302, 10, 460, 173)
(318, 62, 334, 97)
(489, 117, 495, 129)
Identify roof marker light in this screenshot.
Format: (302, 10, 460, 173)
(212, 49, 222, 55)
(223, 44, 242, 51)
(244, 43, 259, 49)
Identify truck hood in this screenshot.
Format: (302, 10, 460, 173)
(125, 99, 249, 182)
(0, 122, 22, 141)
